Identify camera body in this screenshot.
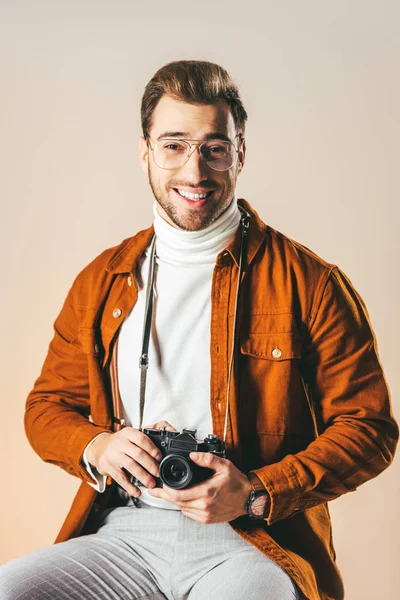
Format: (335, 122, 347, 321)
(131, 427, 226, 490)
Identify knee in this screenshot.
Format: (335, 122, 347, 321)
(0, 561, 29, 600)
(0, 553, 51, 600)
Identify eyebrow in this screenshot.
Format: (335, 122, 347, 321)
(156, 131, 232, 143)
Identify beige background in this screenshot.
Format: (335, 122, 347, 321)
(1, 1, 399, 598)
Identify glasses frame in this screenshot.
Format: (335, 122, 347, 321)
(145, 133, 244, 171)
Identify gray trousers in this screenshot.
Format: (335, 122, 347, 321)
(0, 504, 304, 599)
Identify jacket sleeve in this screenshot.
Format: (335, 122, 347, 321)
(82, 433, 109, 492)
(24, 271, 112, 484)
(250, 266, 399, 525)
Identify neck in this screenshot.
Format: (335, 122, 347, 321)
(152, 195, 241, 266)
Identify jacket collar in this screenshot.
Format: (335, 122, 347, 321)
(105, 198, 267, 274)
(222, 198, 267, 268)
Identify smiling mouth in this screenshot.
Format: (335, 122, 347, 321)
(173, 188, 215, 201)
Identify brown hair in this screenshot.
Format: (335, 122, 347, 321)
(141, 60, 248, 140)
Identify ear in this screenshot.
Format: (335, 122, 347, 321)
(237, 137, 246, 175)
(138, 135, 149, 174)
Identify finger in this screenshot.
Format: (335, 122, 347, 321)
(180, 505, 220, 524)
(121, 441, 160, 479)
(150, 421, 178, 432)
(189, 452, 225, 471)
(180, 508, 208, 523)
(147, 487, 171, 501)
(122, 428, 164, 461)
(108, 465, 141, 498)
(158, 479, 216, 503)
(146, 486, 198, 506)
(180, 506, 203, 516)
(148, 481, 215, 507)
(119, 456, 157, 489)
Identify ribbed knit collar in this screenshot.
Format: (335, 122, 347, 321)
(152, 195, 240, 265)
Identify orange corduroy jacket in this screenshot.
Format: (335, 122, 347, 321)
(25, 198, 398, 600)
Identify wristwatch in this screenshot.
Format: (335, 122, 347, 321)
(246, 472, 271, 520)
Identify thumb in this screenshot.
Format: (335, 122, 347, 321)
(189, 451, 223, 470)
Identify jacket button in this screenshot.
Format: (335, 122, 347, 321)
(113, 308, 122, 318)
(127, 276, 132, 286)
(272, 348, 282, 358)
(94, 344, 99, 354)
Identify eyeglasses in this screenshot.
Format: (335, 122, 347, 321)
(145, 134, 244, 171)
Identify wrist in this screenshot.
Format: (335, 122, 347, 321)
(86, 432, 112, 467)
(245, 472, 271, 520)
(241, 475, 253, 515)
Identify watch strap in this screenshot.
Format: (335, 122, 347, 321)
(246, 472, 271, 520)
(247, 471, 265, 492)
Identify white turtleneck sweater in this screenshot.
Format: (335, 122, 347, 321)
(83, 195, 241, 510)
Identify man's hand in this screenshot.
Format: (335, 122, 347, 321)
(86, 420, 176, 497)
(148, 452, 253, 523)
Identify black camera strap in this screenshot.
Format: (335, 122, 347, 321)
(138, 207, 250, 444)
(138, 234, 157, 431)
(223, 209, 249, 442)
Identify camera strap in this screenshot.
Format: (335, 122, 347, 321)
(138, 206, 250, 444)
(223, 208, 250, 443)
(138, 233, 157, 431)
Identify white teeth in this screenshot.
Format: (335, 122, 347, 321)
(176, 189, 209, 200)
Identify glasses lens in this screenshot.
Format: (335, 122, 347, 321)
(200, 141, 235, 171)
(154, 139, 190, 169)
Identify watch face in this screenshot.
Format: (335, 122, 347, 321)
(251, 493, 269, 517)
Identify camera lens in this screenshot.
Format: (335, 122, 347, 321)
(159, 455, 194, 489)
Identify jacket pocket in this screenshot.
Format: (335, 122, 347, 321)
(238, 331, 315, 438)
(70, 327, 104, 358)
(241, 332, 302, 361)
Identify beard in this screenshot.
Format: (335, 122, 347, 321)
(147, 163, 238, 232)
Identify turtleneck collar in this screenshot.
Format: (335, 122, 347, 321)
(152, 194, 241, 265)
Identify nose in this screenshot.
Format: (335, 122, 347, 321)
(180, 143, 209, 179)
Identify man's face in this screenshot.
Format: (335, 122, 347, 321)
(138, 95, 246, 231)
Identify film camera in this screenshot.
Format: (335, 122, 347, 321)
(130, 427, 226, 490)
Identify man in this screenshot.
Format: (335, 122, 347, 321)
(1, 60, 398, 600)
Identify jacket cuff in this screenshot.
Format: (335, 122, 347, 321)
(66, 422, 112, 484)
(81, 432, 110, 492)
(250, 456, 302, 525)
